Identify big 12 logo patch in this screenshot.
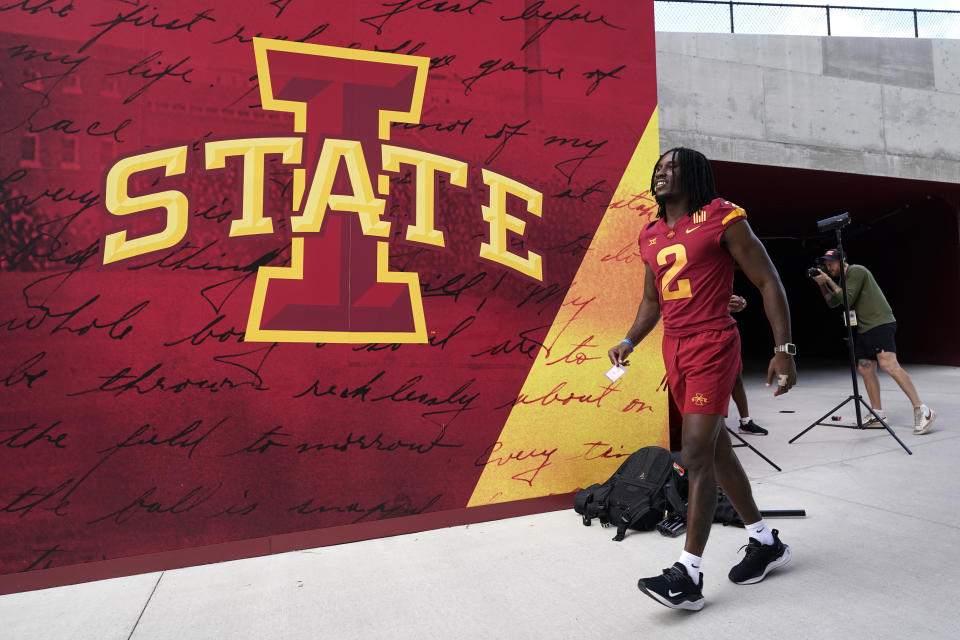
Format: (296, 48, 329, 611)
(102, 39, 544, 344)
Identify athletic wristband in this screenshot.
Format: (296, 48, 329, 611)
(620, 338, 634, 351)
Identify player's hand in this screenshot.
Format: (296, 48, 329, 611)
(766, 353, 797, 397)
(728, 295, 747, 313)
(608, 342, 632, 367)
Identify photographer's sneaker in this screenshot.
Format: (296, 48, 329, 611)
(914, 405, 936, 435)
(738, 420, 768, 435)
(637, 562, 705, 611)
(728, 529, 791, 585)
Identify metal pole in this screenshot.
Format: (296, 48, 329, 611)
(914, 10, 919, 38)
(835, 229, 862, 427)
(826, 5, 832, 36)
(729, 1, 735, 33)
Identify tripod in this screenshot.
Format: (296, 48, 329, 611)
(789, 220, 912, 455)
(727, 426, 781, 471)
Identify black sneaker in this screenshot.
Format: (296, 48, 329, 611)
(637, 562, 705, 611)
(728, 529, 792, 584)
(738, 420, 768, 435)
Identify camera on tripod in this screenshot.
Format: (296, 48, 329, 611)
(817, 211, 850, 232)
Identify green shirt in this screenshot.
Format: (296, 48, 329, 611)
(827, 264, 895, 333)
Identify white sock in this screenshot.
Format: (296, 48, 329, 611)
(678, 550, 702, 582)
(739, 416, 752, 425)
(745, 519, 775, 546)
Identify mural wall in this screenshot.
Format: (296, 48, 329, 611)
(0, 0, 665, 580)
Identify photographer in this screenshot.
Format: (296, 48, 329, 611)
(809, 249, 935, 434)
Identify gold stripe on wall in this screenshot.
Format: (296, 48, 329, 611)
(468, 107, 669, 507)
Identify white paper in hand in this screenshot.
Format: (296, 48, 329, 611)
(605, 365, 626, 383)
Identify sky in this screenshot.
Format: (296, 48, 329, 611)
(655, 0, 960, 38)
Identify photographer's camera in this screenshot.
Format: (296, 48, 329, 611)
(807, 259, 827, 278)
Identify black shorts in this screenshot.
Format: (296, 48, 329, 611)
(855, 322, 897, 360)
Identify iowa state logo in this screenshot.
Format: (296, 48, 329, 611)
(101, 39, 543, 344)
(691, 392, 709, 406)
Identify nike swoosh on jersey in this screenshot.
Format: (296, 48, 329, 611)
(685, 225, 702, 234)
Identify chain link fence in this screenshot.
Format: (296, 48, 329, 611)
(655, 1, 960, 38)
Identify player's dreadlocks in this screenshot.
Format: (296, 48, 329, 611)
(650, 147, 718, 219)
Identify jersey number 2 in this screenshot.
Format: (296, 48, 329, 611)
(657, 245, 692, 301)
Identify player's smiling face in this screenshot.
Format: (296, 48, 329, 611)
(653, 151, 680, 200)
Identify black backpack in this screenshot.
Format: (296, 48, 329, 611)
(573, 446, 686, 541)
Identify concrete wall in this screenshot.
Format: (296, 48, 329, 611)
(656, 33, 960, 184)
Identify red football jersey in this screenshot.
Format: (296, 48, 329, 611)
(638, 198, 747, 337)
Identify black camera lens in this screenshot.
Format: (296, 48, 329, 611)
(807, 267, 821, 277)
